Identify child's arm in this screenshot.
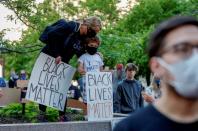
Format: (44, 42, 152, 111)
(78, 62, 86, 75)
(99, 66, 103, 72)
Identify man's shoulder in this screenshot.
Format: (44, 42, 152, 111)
(134, 79, 142, 85)
(114, 105, 158, 130)
(117, 80, 125, 87)
(134, 79, 144, 89)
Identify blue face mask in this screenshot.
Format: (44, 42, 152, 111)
(20, 74, 26, 80)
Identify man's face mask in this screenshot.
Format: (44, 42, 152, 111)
(157, 51, 198, 99)
(87, 28, 97, 37)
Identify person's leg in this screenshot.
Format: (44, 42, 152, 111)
(39, 104, 47, 112)
(78, 77, 83, 94)
(58, 99, 68, 122)
(20, 88, 27, 115)
(38, 104, 47, 122)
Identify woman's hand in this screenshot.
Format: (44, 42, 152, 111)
(55, 56, 62, 64)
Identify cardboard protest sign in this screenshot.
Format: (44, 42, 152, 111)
(17, 80, 29, 88)
(86, 72, 113, 121)
(0, 88, 21, 107)
(26, 52, 76, 111)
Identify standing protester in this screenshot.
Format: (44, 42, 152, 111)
(19, 70, 28, 115)
(112, 64, 125, 97)
(38, 16, 102, 122)
(113, 63, 144, 114)
(114, 16, 198, 131)
(8, 70, 19, 88)
(142, 74, 161, 104)
(68, 84, 83, 101)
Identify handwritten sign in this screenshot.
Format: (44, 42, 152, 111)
(26, 53, 76, 111)
(86, 72, 113, 121)
(17, 80, 29, 88)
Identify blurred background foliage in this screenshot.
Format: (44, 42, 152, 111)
(0, 102, 84, 123)
(0, 0, 198, 84)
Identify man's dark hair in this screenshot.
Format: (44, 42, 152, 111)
(147, 16, 198, 58)
(125, 63, 138, 72)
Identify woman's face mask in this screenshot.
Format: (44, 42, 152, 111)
(157, 51, 198, 99)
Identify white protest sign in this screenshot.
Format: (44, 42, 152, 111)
(26, 52, 76, 111)
(86, 72, 113, 121)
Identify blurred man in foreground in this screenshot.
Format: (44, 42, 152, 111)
(114, 16, 198, 131)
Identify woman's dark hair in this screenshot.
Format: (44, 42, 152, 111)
(148, 16, 198, 58)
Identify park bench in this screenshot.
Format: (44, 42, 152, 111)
(67, 99, 87, 115)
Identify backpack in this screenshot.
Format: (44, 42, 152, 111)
(39, 19, 75, 44)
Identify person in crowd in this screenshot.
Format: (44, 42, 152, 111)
(78, 36, 104, 103)
(19, 70, 28, 80)
(114, 16, 198, 131)
(77, 77, 83, 95)
(68, 80, 83, 101)
(18, 70, 28, 114)
(8, 70, 19, 88)
(38, 16, 102, 122)
(112, 63, 125, 97)
(142, 74, 161, 104)
(114, 63, 144, 114)
(0, 88, 3, 97)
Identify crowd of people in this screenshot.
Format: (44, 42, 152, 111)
(0, 15, 197, 130)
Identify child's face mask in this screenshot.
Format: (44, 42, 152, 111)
(87, 46, 97, 55)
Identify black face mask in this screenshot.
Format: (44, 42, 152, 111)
(87, 28, 97, 37)
(86, 46, 97, 55)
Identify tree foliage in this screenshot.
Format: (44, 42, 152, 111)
(100, 0, 198, 82)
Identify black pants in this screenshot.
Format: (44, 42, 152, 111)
(39, 99, 67, 116)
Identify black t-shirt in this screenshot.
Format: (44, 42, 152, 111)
(113, 105, 198, 131)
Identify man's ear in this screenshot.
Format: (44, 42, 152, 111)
(149, 57, 163, 78)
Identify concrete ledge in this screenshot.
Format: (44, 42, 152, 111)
(0, 121, 112, 131)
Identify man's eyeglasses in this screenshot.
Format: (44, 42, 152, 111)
(160, 42, 198, 59)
